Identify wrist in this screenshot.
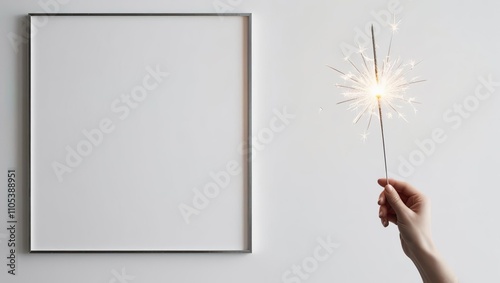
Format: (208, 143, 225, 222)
(404, 231, 437, 262)
(408, 240, 437, 269)
(408, 234, 437, 261)
(408, 241, 458, 283)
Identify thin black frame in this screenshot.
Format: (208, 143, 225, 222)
(28, 13, 252, 253)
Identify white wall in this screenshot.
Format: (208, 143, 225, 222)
(1, 0, 500, 282)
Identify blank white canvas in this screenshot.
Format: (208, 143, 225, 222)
(30, 14, 250, 251)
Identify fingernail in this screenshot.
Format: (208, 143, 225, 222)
(379, 211, 383, 218)
(385, 184, 394, 192)
(378, 197, 382, 204)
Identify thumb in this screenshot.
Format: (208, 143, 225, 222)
(384, 184, 408, 216)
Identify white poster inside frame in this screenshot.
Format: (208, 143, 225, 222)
(29, 13, 252, 252)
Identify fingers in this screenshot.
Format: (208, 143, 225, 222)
(379, 206, 388, 227)
(378, 191, 386, 205)
(386, 215, 398, 225)
(377, 178, 421, 197)
(379, 203, 397, 227)
(381, 215, 398, 227)
(379, 204, 386, 218)
(377, 178, 416, 228)
(383, 184, 409, 216)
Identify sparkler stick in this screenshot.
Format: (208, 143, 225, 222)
(377, 98, 389, 184)
(371, 25, 379, 83)
(370, 25, 389, 184)
(330, 18, 424, 184)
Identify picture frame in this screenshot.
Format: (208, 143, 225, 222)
(29, 13, 252, 253)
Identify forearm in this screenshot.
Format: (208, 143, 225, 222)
(409, 244, 458, 283)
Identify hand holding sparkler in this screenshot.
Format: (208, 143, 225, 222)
(377, 178, 458, 283)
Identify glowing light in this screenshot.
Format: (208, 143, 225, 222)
(371, 84, 385, 98)
(390, 14, 401, 33)
(329, 20, 424, 135)
(330, 18, 424, 183)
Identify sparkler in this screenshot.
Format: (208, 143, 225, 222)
(330, 21, 424, 184)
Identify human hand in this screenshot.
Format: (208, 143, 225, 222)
(377, 178, 458, 283)
(377, 178, 434, 256)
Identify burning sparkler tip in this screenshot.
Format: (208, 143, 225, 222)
(331, 16, 423, 188)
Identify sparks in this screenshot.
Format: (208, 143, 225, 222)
(330, 18, 424, 183)
(330, 21, 423, 134)
(390, 14, 401, 32)
(361, 131, 369, 142)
